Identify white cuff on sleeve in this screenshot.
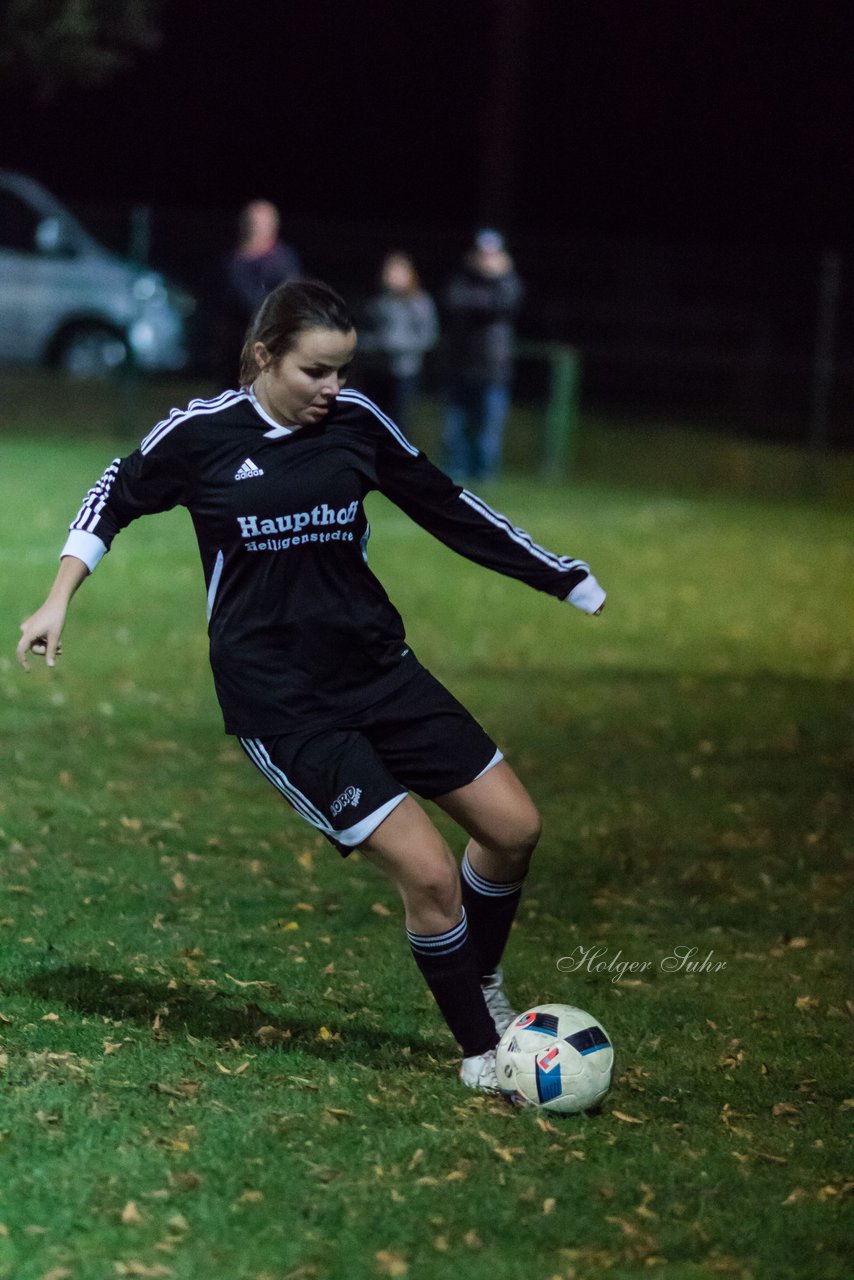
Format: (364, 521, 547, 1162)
(60, 529, 107, 572)
(566, 573, 606, 614)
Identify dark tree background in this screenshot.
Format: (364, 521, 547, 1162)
(0, 0, 161, 100)
(2, 0, 852, 249)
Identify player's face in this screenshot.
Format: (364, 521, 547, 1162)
(254, 327, 357, 427)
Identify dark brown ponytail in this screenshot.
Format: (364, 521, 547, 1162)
(238, 280, 355, 385)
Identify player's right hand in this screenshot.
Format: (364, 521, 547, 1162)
(17, 601, 66, 671)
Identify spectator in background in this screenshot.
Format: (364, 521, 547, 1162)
(358, 252, 439, 436)
(216, 199, 302, 382)
(441, 229, 523, 481)
(226, 200, 302, 322)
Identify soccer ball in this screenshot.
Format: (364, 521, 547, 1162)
(496, 1003, 614, 1113)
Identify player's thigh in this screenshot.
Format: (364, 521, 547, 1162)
(433, 758, 541, 855)
(359, 795, 459, 911)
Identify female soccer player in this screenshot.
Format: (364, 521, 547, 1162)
(17, 281, 605, 1094)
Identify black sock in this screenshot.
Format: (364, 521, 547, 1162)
(407, 909, 498, 1057)
(460, 849, 525, 980)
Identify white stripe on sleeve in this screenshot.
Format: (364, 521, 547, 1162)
(459, 490, 590, 574)
(336, 389, 420, 456)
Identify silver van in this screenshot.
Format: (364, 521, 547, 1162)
(0, 172, 194, 377)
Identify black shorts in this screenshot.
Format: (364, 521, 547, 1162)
(238, 667, 502, 855)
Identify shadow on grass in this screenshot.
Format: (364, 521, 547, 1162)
(21, 964, 437, 1068)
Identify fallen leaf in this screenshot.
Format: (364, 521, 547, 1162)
(113, 1263, 173, 1278)
(783, 1188, 808, 1204)
(40, 1012, 60, 1022)
(169, 1172, 202, 1192)
(255, 1025, 292, 1045)
(612, 1110, 646, 1125)
(463, 1230, 483, 1248)
(635, 1182, 657, 1220)
(795, 995, 820, 1012)
(543, 1197, 556, 1215)
(151, 1081, 198, 1099)
(223, 973, 276, 990)
(371, 902, 392, 917)
(121, 1201, 144, 1225)
(772, 1102, 799, 1118)
(374, 1249, 408, 1276)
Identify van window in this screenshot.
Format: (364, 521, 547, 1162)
(0, 190, 40, 253)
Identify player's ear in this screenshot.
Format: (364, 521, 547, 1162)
(254, 341, 273, 372)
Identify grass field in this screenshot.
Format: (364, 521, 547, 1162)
(0, 409, 852, 1280)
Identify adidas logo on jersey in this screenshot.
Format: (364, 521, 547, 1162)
(235, 458, 264, 481)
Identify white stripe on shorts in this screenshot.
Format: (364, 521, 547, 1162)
(239, 738, 407, 848)
(240, 738, 335, 835)
(335, 792, 408, 848)
(474, 747, 504, 781)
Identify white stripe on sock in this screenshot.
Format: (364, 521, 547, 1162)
(407, 910, 469, 955)
(461, 851, 524, 897)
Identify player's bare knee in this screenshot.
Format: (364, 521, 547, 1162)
(406, 860, 461, 924)
(517, 802, 542, 857)
(489, 802, 541, 863)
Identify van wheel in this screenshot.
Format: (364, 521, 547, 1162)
(58, 326, 129, 378)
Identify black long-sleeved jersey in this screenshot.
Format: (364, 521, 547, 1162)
(63, 387, 605, 735)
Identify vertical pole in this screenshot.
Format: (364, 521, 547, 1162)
(477, 0, 529, 228)
(807, 251, 841, 496)
(115, 205, 152, 436)
(130, 204, 151, 266)
(542, 346, 580, 481)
